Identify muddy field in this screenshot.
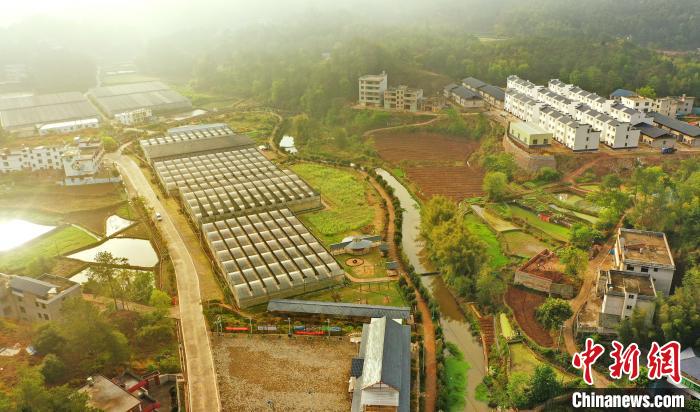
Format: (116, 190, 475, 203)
(505, 287, 554, 347)
(213, 334, 357, 411)
(373, 131, 484, 201)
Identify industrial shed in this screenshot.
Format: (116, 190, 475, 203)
(203, 208, 344, 308)
(140, 123, 254, 161)
(267, 299, 411, 321)
(88, 81, 191, 118)
(0, 92, 101, 136)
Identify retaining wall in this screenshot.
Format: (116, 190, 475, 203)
(502, 134, 557, 173)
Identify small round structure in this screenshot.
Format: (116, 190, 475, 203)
(345, 258, 365, 267)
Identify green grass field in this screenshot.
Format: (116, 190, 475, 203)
(508, 205, 570, 242)
(299, 282, 406, 307)
(338, 250, 389, 279)
(500, 313, 516, 340)
(464, 214, 509, 269)
(290, 163, 377, 245)
(501, 230, 550, 258)
(509, 343, 576, 382)
(0, 226, 98, 273)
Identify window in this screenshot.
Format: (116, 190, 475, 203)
(653, 268, 658, 272)
(41, 303, 46, 309)
(626, 305, 633, 310)
(37, 313, 42, 319)
(626, 265, 634, 271)
(44, 314, 49, 320)
(628, 294, 635, 299)
(641, 267, 649, 273)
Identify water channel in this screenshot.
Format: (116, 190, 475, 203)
(375, 169, 488, 412)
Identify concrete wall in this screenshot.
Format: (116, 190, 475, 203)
(502, 134, 557, 173)
(513, 270, 574, 298)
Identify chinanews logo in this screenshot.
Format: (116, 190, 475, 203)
(572, 338, 682, 385)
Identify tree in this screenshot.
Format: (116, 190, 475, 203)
(569, 223, 603, 249)
(420, 195, 457, 241)
(100, 135, 118, 152)
(11, 368, 97, 412)
(429, 220, 486, 296)
(126, 270, 154, 304)
(528, 365, 563, 406)
(506, 372, 530, 409)
(476, 270, 506, 309)
(149, 289, 172, 309)
(618, 308, 653, 348)
(33, 323, 65, 355)
(483, 153, 517, 179)
(41, 353, 67, 384)
(635, 85, 657, 99)
(483, 171, 509, 202)
(536, 167, 561, 183)
(656, 267, 700, 347)
(536, 298, 573, 330)
(558, 247, 588, 279)
(88, 252, 128, 308)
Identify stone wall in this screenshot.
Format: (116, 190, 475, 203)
(502, 134, 557, 173)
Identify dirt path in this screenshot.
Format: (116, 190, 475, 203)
(362, 115, 442, 138)
(368, 173, 438, 412)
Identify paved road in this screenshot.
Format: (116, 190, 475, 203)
(108, 149, 221, 412)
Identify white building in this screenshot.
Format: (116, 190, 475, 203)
(384, 85, 423, 112)
(0, 137, 119, 185)
(597, 269, 656, 329)
(538, 106, 599, 151)
(614, 228, 675, 296)
(653, 96, 695, 117)
(505, 78, 599, 151)
(620, 95, 655, 113)
(38, 118, 100, 136)
(574, 104, 640, 149)
(114, 108, 153, 126)
(359, 72, 388, 107)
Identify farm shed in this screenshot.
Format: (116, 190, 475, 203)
(88, 81, 191, 118)
(267, 299, 410, 322)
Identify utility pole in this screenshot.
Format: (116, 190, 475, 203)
(287, 318, 291, 336)
(327, 319, 330, 339)
(249, 317, 252, 335)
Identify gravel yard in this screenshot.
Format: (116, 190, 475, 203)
(213, 334, 357, 411)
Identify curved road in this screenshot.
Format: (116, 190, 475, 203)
(108, 148, 221, 412)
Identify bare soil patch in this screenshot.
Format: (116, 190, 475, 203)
(505, 287, 554, 347)
(373, 131, 484, 201)
(213, 334, 356, 412)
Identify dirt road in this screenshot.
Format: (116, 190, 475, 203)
(108, 148, 221, 412)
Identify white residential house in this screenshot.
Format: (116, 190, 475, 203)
(614, 228, 675, 296)
(115, 108, 153, 126)
(538, 106, 599, 151)
(384, 85, 423, 112)
(620, 95, 655, 113)
(0, 145, 65, 173)
(359, 72, 388, 107)
(38, 118, 100, 136)
(597, 269, 656, 329)
(573, 104, 640, 149)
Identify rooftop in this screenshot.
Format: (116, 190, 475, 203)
(618, 228, 674, 268)
(635, 123, 671, 139)
(480, 84, 506, 101)
(88, 81, 191, 117)
(140, 124, 254, 160)
(518, 249, 567, 283)
(462, 77, 487, 90)
(604, 270, 656, 298)
(79, 375, 141, 412)
(610, 89, 637, 98)
(451, 86, 481, 100)
(267, 299, 410, 319)
(651, 111, 700, 137)
(0, 92, 100, 129)
(681, 347, 700, 383)
(8, 274, 78, 299)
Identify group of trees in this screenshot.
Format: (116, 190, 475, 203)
(86, 251, 159, 308)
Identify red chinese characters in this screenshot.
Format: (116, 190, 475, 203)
(572, 338, 605, 385)
(647, 341, 682, 384)
(608, 340, 641, 381)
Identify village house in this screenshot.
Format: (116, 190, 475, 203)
(383, 85, 423, 112)
(613, 228, 675, 296)
(0, 273, 81, 322)
(596, 269, 657, 329)
(358, 72, 388, 107)
(651, 112, 700, 147)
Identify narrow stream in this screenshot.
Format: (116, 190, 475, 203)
(376, 169, 488, 412)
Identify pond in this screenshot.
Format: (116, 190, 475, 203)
(67, 238, 159, 267)
(105, 215, 134, 236)
(69, 267, 155, 285)
(0, 219, 56, 252)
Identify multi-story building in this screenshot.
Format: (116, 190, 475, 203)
(504, 90, 545, 122)
(507, 75, 542, 98)
(549, 79, 613, 114)
(358, 72, 388, 107)
(0, 137, 119, 185)
(383, 85, 423, 112)
(0, 274, 81, 321)
(115, 108, 153, 126)
(574, 104, 639, 149)
(608, 103, 654, 125)
(654, 95, 696, 117)
(620, 95, 655, 113)
(614, 228, 675, 296)
(538, 107, 599, 151)
(0, 145, 65, 173)
(597, 269, 656, 329)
